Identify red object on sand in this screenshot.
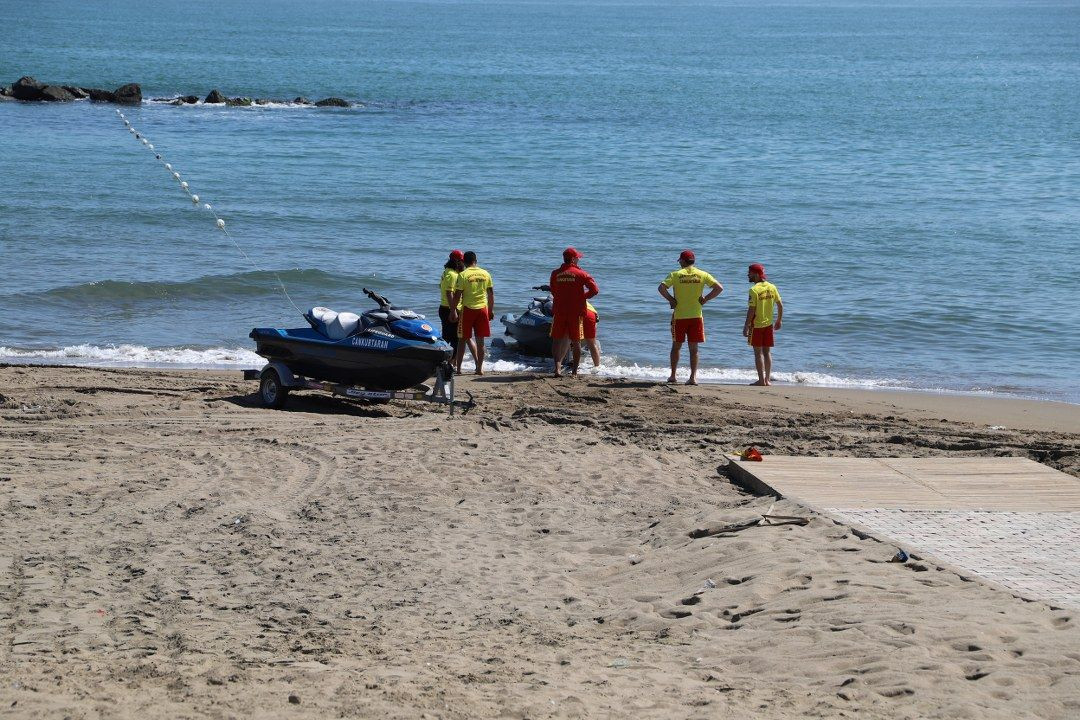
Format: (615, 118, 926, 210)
(741, 447, 763, 462)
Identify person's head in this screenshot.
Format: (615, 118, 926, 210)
(678, 249, 695, 268)
(463, 250, 478, 267)
(562, 246, 583, 266)
(748, 263, 766, 283)
(445, 249, 465, 271)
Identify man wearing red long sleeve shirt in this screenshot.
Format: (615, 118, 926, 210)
(549, 247, 599, 377)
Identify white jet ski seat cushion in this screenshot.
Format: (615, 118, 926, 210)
(308, 307, 361, 340)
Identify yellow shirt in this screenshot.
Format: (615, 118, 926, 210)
(586, 301, 597, 319)
(662, 267, 719, 320)
(454, 266, 494, 310)
(439, 268, 459, 308)
(748, 281, 781, 328)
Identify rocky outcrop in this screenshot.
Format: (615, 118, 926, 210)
(4, 76, 354, 108)
(86, 88, 115, 102)
(113, 83, 141, 105)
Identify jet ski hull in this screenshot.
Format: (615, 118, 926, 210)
(250, 327, 452, 390)
(501, 313, 553, 357)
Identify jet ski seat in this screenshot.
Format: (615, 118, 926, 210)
(306, 307, 361, 340)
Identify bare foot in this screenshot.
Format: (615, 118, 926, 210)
(750, 380, 766, 386)
(685, 378, 698, 386)
(475, 370, 484, 376)
(665, 376, 677, 384)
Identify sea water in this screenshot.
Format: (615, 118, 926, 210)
(1, 0, 1077, 401)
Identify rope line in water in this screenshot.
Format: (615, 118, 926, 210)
(114, 109, 303, 316)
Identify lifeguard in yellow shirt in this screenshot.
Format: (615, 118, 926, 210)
(449, 251, 495, 376)
(657, 249, 723, 385)
(743, 263, 783, 386)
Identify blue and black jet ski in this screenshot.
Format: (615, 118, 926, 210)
(250, 288, 453, 391)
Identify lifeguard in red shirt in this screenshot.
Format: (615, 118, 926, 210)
(549, 247, 599, 377)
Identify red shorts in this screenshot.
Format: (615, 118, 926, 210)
(550, 312, 585, 341)
(582, 310, 598, 340)
(750, 326, 774, 347)
(671, 317, 705, 344)
(458, 307, 491, 339)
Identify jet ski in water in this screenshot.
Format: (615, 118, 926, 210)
(500, 285, 554, 357)
(250, 288, 453, 391)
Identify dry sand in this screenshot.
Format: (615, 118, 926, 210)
(1, 365, 1078, 719)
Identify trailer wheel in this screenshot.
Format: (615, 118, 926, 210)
(259, 369, 289, 409)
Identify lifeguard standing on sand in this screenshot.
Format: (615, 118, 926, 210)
(658, 249, 723, 385)
(450, 251, 495, 376)
(549, 247, 599, 377)
(744, 263, 783, 386)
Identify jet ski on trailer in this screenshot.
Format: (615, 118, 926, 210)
(248, 288, 462, 410)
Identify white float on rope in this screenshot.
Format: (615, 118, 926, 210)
(180, 181, 189, 190)
(165, 163, 172, 171)
(216, 218, 225, 229)
(191, 194, 200, 204)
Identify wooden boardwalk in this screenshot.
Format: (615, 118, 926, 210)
(728, 457, 1080, 609)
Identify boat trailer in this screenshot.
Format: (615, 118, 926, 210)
(243, 360, 472, 415)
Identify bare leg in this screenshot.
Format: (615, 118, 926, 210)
(763, 347, 772, 385)
(552, 337, 569, 377)
(587, 338, 601, 367)
(751, 347, 766, 385)
(475, 340, 486, 375)
(668, 342, 681, 383)
(687, 342, 699, 385)
(571, 340, 582, 375)
(454, 338, 466, 375)
(467, 338, 479, 368)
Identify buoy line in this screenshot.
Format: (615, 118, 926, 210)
(115, 109, 303, 315)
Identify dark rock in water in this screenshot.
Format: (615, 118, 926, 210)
(11, 76, 45, 100)
(314, 97, 349, 107)
(0, 93, 13, 102)
(0, 85, 12, 97)
(204, 89, 225, 104)
(169, 99, 184, 106)
(181, 95, 198, 104)
(63, 86, 89, 99)
(293, 96, 310, 105)
(40, 85, 76, 101)
(113, 83, 141, 105)
(226, 96, 253, 106)
(255, 98, 271, 105)
(86, 88, 116, 102)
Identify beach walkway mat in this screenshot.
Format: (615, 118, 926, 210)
(728, 457, 1080, 609)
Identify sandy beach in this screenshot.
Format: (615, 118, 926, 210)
(1, 365, 1078, 718)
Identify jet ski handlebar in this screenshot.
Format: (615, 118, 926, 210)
(363, 287, 392, 309)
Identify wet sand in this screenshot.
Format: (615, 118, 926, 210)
(1, 365, 1078, 718)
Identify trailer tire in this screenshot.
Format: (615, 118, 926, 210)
(259, 369, 289, 409)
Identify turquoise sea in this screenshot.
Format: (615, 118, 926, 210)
(1, 0, 1078, 400)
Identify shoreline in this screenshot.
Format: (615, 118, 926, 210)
(2, 356, 1077, 414)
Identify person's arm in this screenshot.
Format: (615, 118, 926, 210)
(744, 306, 755, 337)
(774, 298, 783, 331)
(700, 283, 723, 305)
(486, 287, 495, 320)
(658, 283, 676, 309)
(584, 274, 599, 300)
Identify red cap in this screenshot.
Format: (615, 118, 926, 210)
(448, 249, 464, 261)
(679, 249, 695, 263)
(563, 246, 583, 262)
(749, 263, 766, 279)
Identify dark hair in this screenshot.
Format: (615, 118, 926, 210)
(464, 251, 478, 265)
(444, 258, 464, 271)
